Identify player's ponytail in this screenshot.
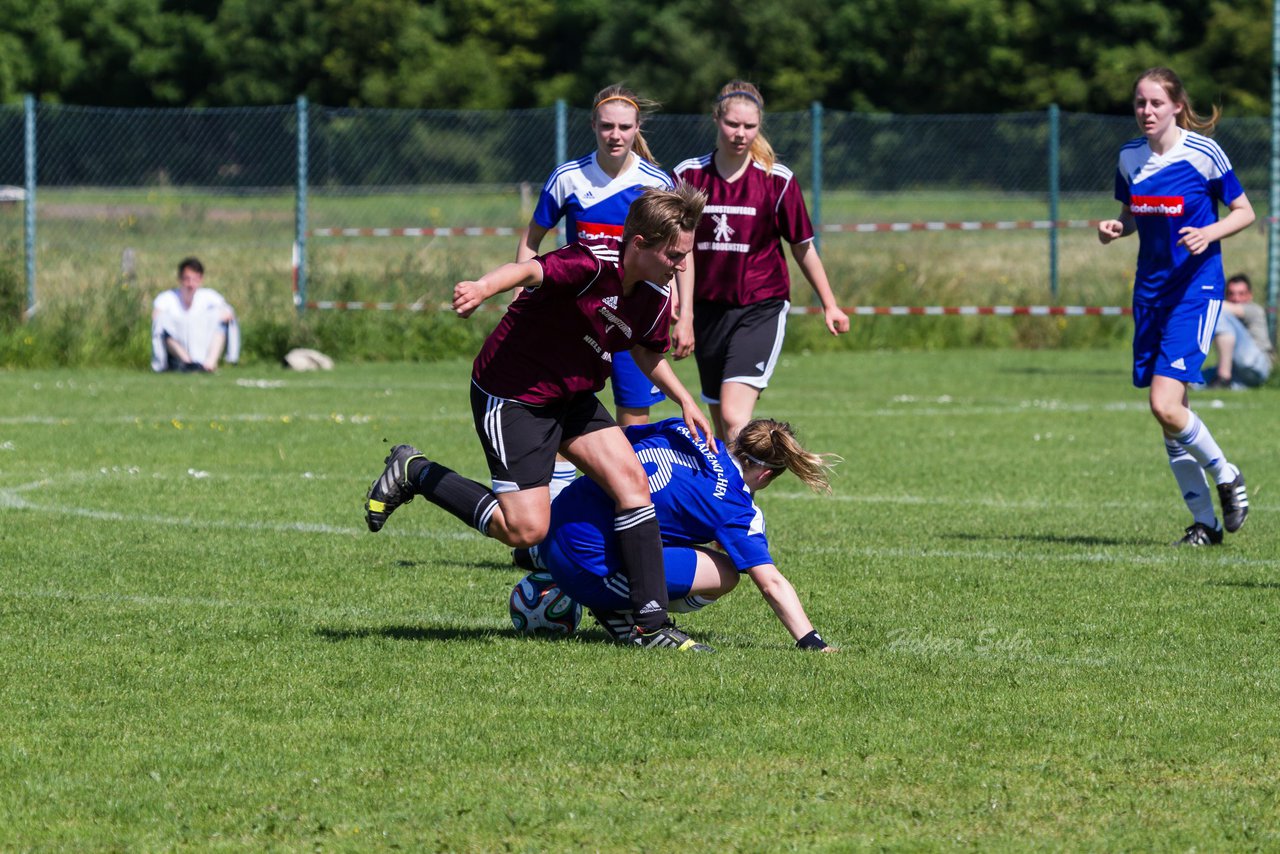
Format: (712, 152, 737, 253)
(731, 419, 839, 493)
(593, 83, 662, 166)
(1135, 67, 1221, 136)
(713, 81, 776, 172)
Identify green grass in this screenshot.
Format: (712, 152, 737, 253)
(2, 350, 1278, 850)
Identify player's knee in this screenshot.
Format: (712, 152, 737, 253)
(503, 524, 548, 550)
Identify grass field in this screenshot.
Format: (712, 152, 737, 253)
(2, 349, 1278, 850)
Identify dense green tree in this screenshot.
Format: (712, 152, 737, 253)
(0, 0, 1271, 114)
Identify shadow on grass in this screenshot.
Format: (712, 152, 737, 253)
(942, 532, 1148, 547)
(394, 558, 517, 571)
(998, 366, 1121, 377)
(1205, 580, 1280, 591)
(315, 625, 616, 644)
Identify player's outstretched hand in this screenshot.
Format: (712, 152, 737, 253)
(453, 281, 486, 318)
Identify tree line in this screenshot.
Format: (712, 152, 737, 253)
(0, 0, 1269, 116)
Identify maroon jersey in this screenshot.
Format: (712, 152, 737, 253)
(673, 153, 815, 306)
(471, 244, 673, 405)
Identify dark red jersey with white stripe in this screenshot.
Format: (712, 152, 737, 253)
(673, 153, 815, 306)
(471, 244, 673, 405)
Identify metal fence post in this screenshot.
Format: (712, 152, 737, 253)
(1048, 103, 1060, 303)
(295, 95, 308, 315)
(811, 101, 823, 254)
(23, 93, 36, 317)
(1269, 2, 1280, 343)
(555, 99, 567, 247)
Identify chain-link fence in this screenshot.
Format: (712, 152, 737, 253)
(4, 100, 1272, 320)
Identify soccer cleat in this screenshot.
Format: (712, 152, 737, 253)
(625, 622, 715, 652)
(1173, 522, 1223, 547)
(590, 609, 637, 642)
(1217, 467, 1248, 533)
(364, 443, 426, 532)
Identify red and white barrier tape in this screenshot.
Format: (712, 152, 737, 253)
(304, 300, 1132, 316)
(309, 226, 519, 238)
(307, 219, 1104, 239)
(819, 218, 1102, 233)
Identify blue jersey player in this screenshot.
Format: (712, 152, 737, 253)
(520, 417, 839, 651)
(517, 85, 674, 426)
(1098, 67, 1254, 546)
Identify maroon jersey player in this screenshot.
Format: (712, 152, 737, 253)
(673, 80, 849, 442)
(363, 184, 716, 651)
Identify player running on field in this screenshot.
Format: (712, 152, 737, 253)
(1098, 66, 1253, 546)
(672, 80, 849, 443)
(517, 416, 839, 651)
(518, 84, 677, 499)
(364, 184, 716, 651)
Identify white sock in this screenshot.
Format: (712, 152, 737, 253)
(1173, 412, 1233, 484)
(670, 595, 716, 614)
(1166, 439, 1219, 528)
(547, 460, 577, 502)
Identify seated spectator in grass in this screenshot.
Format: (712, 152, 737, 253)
(1205, 273, 1274, 389)
(151, 257, 239, 373)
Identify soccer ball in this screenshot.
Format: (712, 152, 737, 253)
(509, 572, 582, 637)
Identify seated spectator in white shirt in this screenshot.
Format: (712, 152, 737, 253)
(151, 257, 240, 373)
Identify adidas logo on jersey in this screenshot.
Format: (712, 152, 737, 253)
(603, 296, 618, 309)
(1170, 357, 1186, 370)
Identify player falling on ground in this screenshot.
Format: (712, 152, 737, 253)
(364, 184, 716, 650)
(517, 416, 839, 651)
(1098, 67, 1253, 546)
(672, 80, 849, 443)
(518, 84, 677, 499)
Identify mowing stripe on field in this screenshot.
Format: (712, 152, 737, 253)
(785, 541, 1280, 569)
(0, 484, 481, 542)
(0, 399, 1193, 428)
(5, 483, 1274, 568)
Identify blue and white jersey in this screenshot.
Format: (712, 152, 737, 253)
(547, 418, 773, 575)
(534, 152, 674, 263)
(1114, 129, 1245, 306)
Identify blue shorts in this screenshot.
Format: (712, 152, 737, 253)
(1132, 298, 1222, 388)
(610, 350, 665, 410)
(538, 503, 697, 611)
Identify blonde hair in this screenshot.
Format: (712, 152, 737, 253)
(593, 83, 661, 166)
(731, 419, 839, 493)
(1135, 67, 1220, 135)
(713, 80, 776, 172)
(622, 183, 706, 249)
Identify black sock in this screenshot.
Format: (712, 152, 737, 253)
(413, 461, 499, 535)
(614, 505, 668, 632)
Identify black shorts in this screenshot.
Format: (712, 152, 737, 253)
(692, 298, 790, 403)
(470, 382, 615, 493)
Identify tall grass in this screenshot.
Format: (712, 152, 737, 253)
(4, 187, 1269, 366)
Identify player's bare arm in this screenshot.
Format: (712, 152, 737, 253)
(671, 265, 697, 359)
(791, 240, 850, 336)
(454, 260, 543, 318)
(629, 346, 712, 441)
(746, 563, 837, 652)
